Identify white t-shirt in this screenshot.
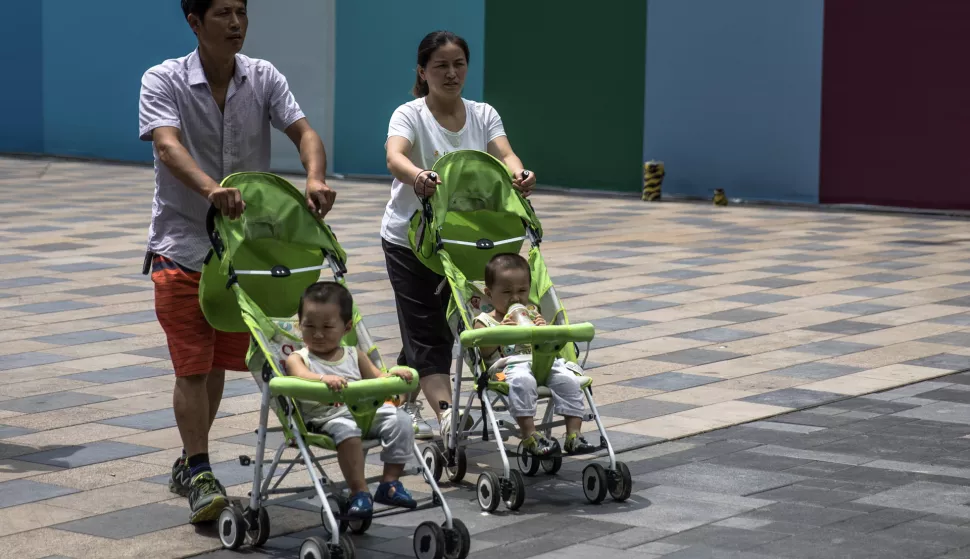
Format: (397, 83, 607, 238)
(381, 97, 507, 247)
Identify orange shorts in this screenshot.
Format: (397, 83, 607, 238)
(151, 255, 250, 377)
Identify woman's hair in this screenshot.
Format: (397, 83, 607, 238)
(412, 30, 470, 97)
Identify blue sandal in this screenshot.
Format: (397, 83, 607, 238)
(375, 481, 417, 509)
(346, 491, 374, 519)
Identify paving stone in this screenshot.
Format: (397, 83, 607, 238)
(767, 362, 864, 381)
(826, 507, 928, 533)
(589, 336, 638, 350)
(627, 283, 698, 296)
(835, 287, 910, 298)
(787, 340, 878, 357)
(470, 518, 631, 559)
(99, 408, 231, 431)
(932, 313, 970, 326)
(16, 441, 157, 468)
(0, 391, 113, 413)
(721, 293, 797, 305)
(124, 346, 170, 359)
(44, 262, 118, 273)
(22, 242, 93, 252)
(657, 525, 790, 552)
(673, 328, 760, 343)
(848, 273, 918, 284)
(99, 310, 158, 324)
(895, 401, 970, 426)
(703, 451, 815, 472)
(646, 348, 746, 366)
(753, 526, 949, 559)
(0, 276, 65, 289)
(739, 278, 812, 289)
(591, 317, 655, 332)
(756, 265, 823, 275)
(62, 365, 171, 384)
(143, 459, 281, 489)
(919, 332, 970, 347)
(597, 399, 696, 421)
(30, 329, 135, 346)
(619, 372, 720, 391)
(693, 309, 783, 324)
(638, 462, 806, 496)
(55, 502, 186, 539)
(804, 320, 888, 335)
(650, 269, 716, 280)
(0, 425, 35, 439)
(4, 300, 98, 314)
(912, 388, 970, 405)
(0, 479, 78, 508)
(823, 302, 902, 316)
(550, 274, 600, 287)
(905, 354, 970, 371)
(746, 421, 826, 434)
(742, 389, 844, 408)
(596, 299, 679, 314)
(587, 526, 674, 549)
(940, 296, 970, 308)
(743, 502, 866, 526)
(63, 284, 148, 297)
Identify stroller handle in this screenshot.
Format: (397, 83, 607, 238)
(268, 368, 419, 405)
(459, 323, 594, 349)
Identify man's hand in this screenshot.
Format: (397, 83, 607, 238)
(208, 187, 245, 220)
(387, 366, 414, 383)
(306, 178, 336, 218)
(512, 169, 536, 198)
(319, 374, 348, 392)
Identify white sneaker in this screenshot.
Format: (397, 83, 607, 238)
(439, 408, 474, 442)
(406, 400, 434, 440)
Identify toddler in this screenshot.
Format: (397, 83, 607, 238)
(474, 253, 597, 457)
(285, 282, 417, 518)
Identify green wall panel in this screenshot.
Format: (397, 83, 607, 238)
(483, 0, 646, 192)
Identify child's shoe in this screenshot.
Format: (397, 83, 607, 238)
(346, 491, 374, 519)
(564, 433, 597, 454)
(375, 481, 417, 509)
(521, 432, 556, 457)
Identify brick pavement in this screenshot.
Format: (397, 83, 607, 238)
(1, 156, 970, 557)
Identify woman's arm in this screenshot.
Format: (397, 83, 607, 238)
(386, 136, 441, 197)
(487, 136, 537, 195)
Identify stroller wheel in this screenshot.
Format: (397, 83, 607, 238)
(582, 463, 609, 505)
(442, 518, 471, 559)
(476, 471, 501, 513)
(321, 496, 348, 536)
(245, 506, 271, 547)
(445, 447, 467, 483)
(347, 515, 371, 535)
(422, 445, 444, 483)
(218, 506, 246, 550)
(609, 461, 633, 502)
(540, 455, 563, 475)
(503, 470, 526, 511)
(338, 533, 357, 559)
(413, 520, 446, 559)
(300, 536, 331, 559)
(515, 440, 541, 477)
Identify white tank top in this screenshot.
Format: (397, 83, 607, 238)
(292, 346, 361, 425)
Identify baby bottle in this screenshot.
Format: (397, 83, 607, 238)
(505, 304, 534, 326)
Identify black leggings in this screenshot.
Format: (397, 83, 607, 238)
(382, 239, 453, 376)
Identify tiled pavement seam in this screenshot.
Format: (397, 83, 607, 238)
(3, 156, 970, 556)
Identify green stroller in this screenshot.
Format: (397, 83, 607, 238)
(199, 172, 470, 559)
(410, 150, 633, 512)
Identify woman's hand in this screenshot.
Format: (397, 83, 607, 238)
(413, 170, 441, 198)
(319, 374, 348, 392)
(512, 169, 536, 198)
(386, 367, 414, 383)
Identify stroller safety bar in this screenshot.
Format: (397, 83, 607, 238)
(268, 372, 419, 403)
(458, 323, 595, 348)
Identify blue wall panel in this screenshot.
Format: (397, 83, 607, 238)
(334, 0, 484, 175)
(643, 0, 824, 203)
(41, 1, 196, 162)
(0, 1, 43, 153)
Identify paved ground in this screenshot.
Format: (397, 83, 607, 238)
(2, 155, 970, 557)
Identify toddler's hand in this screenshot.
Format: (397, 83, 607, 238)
(500, 316, 517, 326)
(387, 367, 413, 383)
(534, 316, 547, 326)
(320, 374, 348, 392)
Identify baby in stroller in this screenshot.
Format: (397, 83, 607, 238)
(284, 281, 418, 519)
(473, 253, 598, 458)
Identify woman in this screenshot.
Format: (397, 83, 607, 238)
(383, 30, 537, 439)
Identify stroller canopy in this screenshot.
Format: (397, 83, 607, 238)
(200, 172, 346, 333)
(408, 150, 543, 281)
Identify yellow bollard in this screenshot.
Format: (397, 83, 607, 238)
(642, 161, 665, 202)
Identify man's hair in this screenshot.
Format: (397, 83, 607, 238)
(182, 0, 247, 21)
(484, 253, 531, 288)
(298, 282, 354, 324)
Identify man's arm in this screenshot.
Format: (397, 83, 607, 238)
(284, 118, 326, 182)
(153, 127, 245, 219)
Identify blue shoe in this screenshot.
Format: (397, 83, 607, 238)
(375, 481, 417, 509)
(346, 491, 373, 519)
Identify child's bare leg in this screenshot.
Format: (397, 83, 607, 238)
(565, 416, 583, 436)
(335, 437, 368, 494)
(382, 462, 405, 483)
(516, 415, 537, 439)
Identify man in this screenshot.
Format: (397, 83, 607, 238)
(138, 0, 335, 523)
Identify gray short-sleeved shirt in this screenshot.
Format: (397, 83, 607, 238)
(138, 49, 306, 271)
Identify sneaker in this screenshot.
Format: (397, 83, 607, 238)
(439, 408, 474, 442)
(564, 433, 597, 454)
(375, 481, 417, 509)
(346, 491, 374, 519)
(406, 400, 434, 440)
(188, 472, 228, 524)
(521, 432, 556, 457)
(169, 455, 191, 497)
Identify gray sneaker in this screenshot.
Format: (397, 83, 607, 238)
(188, 472, 228, 524)
(406, 400, 434, 440)
(169, 455, 191, 496)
